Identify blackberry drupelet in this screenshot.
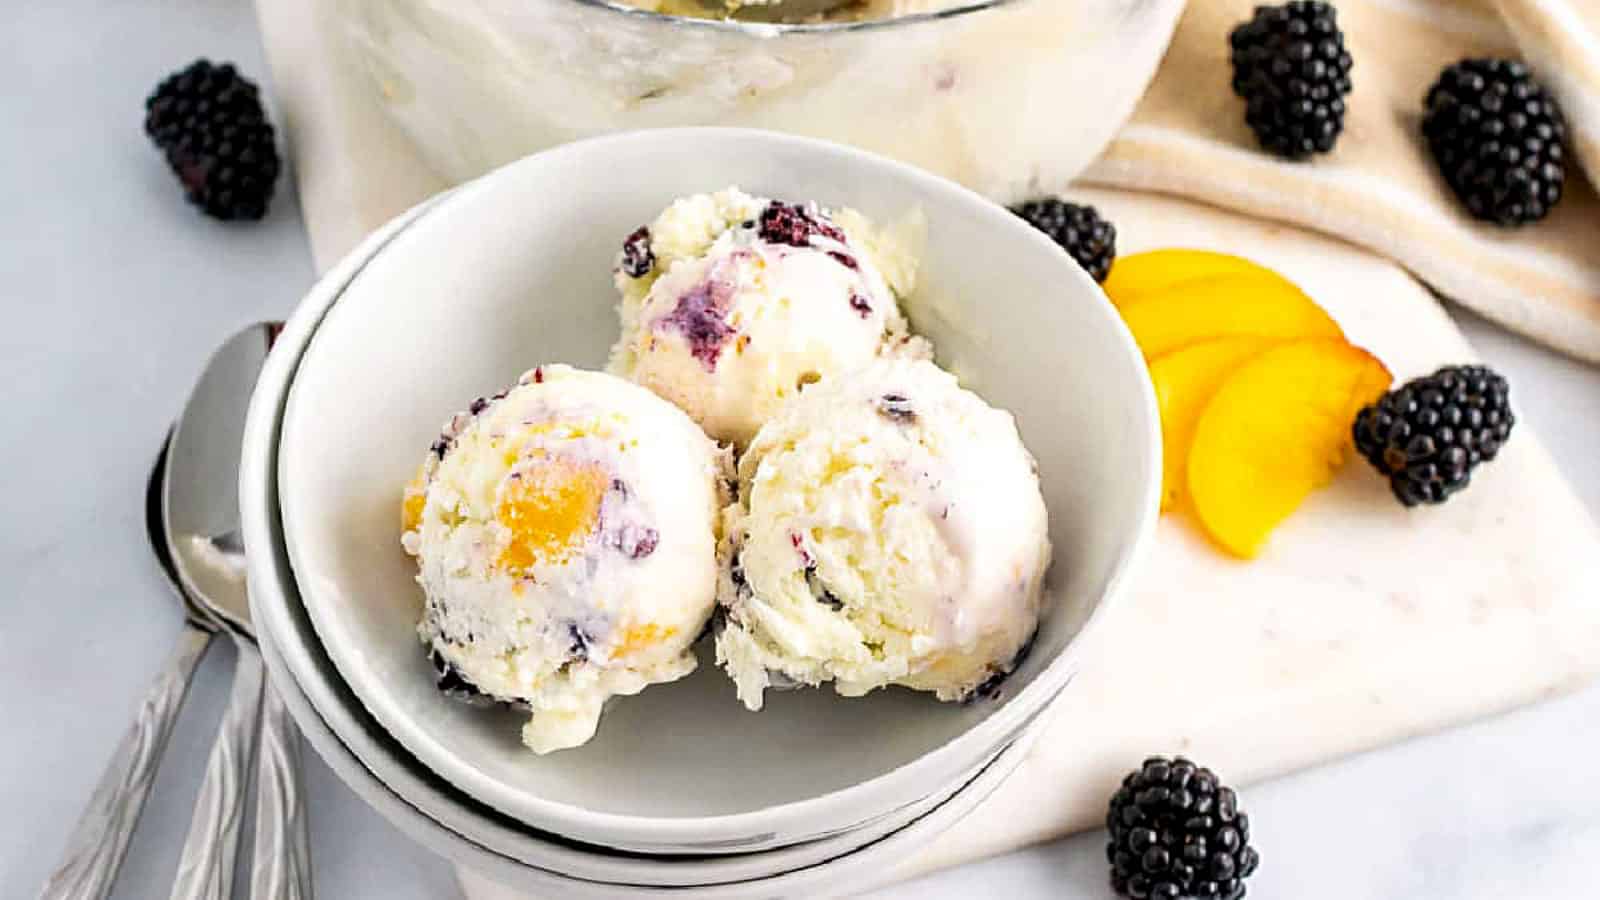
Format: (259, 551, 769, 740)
(1107, 756, 1259, 900)
(145, 59, 281, 220)
(428, 649, 494, 706)
(1009, 199, 1117, 283)
(1228, 1, 1353, 159)
(757, 200, 848, 248)
(620, 226, 654, 278)
(1353, 364, 1514, 506)
(1422, 59, 1568, 226)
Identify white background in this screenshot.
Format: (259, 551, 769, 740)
(4, 1, 1600, 897)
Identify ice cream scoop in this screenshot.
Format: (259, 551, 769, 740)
(716, 358, 1051, 710)
(610, 187, 926, 446)
(401, 365, 729, 753)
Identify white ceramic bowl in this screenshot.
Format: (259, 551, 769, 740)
(240, 208, 1041, 886)
(273, 128, 1159, 853)
(259, 623, 1040, 897)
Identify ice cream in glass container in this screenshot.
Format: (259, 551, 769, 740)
(400, 364, 729, 753)
(333, 0, 1183, 198)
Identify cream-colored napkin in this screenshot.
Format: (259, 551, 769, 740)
(254, 0, 448, 271)
(1085, 0, 1600, 364)
(251, 0, 1600, 893)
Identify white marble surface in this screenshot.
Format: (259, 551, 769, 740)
(4, 2, 1600, 898)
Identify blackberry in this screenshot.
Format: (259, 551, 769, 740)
(758, 201, 848, 248)
(1107, 757, 1259, 900)
(611, 523, 659, 560)
(428, 649, 494, 706)
(965, 630, 1035, 704)
(620, 226, 654, 278)
(758, 201, 859, 269)
(566, 624, 592, 661)
(1009, 199, 1117, 283)
(1353, 364, 1514, 506)
(875, 392, 917, 424)
(1422, 59, 1567, 226)
(144, 59, 280, 220)
(1228, 1, 1353, 159)
(804, 568, 845, 611)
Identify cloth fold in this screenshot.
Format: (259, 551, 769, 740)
(1085, 0, 1600, 364)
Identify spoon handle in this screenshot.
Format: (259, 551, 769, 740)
(40, 623, 214, 900)
(170, 643, 265, 900)
(249, 681, 313, 900)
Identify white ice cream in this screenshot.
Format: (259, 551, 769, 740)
(401, 364, 729, 753)
(336, 0, 1176, 204)
(716, 358, 1051, 709)
(610, 187, 926, 446)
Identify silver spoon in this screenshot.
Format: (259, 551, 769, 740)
(39, 442, 220, 900)
(164, 322, 312, 900)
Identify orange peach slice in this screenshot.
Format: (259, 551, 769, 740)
(1188, 339, 1393, 558)
(1118, 272, 1342, 359)
(1150, 336, 1279, 511)
(1103, 249, 1275, 307)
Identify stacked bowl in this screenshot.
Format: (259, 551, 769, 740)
(240, 128, 1160, 895)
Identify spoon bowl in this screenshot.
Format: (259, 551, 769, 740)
(164, 324, 277, 637)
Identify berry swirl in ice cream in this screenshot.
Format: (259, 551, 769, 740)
(715, 358, 1051, 710)
(610, 187, 928, 446)
(401, 365, 730, 753)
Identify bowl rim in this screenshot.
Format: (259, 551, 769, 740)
(242, 199, 1037, 885)
(258, 621, 1040, 897)
(247, 186, 979, 857)
(555, 0, 1013, 36)
(267, 126, 1161, 848)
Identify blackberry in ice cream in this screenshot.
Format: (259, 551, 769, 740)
(401, 365, 730, 753)
(715, 358, 1051, 709)
(620, 226, 655, 278)
(610, 187, 928, 446)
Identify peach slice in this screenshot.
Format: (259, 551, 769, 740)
(495, 461, 608, 573)
(1150, 336, 1279, 511)
(1188, 339, 1393, 558)
(1118, 271, 1342, 359)
(1103, 249, 1275, 307)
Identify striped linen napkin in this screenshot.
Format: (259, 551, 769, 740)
(1084, 0, 1600, 364)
